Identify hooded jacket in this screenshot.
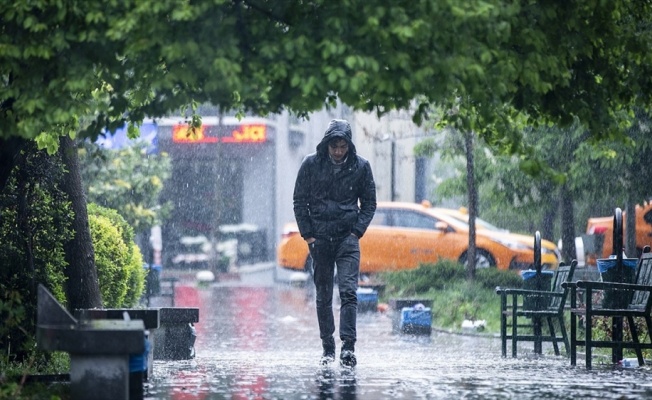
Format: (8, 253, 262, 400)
(293, 119, 377, 241)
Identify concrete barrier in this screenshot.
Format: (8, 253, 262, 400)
(75, 308, 160, 391)
(36, 285, 145, 400)
(152, 307, 199, 360)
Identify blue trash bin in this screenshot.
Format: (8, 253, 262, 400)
(399, 304, 432, 335)
(521, 270, 554, 310)
(597, 257, 637, 308)
(357, 288, 378, 313)
(129, 334, 151, 400)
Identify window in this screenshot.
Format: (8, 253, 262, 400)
(392, 210, 437, 230)
(644, 209, 652, 226)
(370, 210, 389, 226)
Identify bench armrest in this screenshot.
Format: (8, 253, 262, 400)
(561, 281, 576, 289)
(496, 287, 563, 297)
(576, 280, 652, 292)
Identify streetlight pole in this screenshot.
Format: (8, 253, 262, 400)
(365, 129, 432, 203)
(391, 139, 396, 201)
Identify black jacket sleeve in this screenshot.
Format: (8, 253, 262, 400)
(352, 160, 376, 238)
(293, 157, 314, 240)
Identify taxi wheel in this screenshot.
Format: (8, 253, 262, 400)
(459, 249, 496, 269)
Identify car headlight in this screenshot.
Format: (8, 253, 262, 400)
(540, 247, 561, 260)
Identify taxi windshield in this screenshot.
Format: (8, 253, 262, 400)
(434, 209, 509, 232)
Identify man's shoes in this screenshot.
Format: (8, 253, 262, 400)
(320, 337, 336, 365)
(339, 350, 357, 368)
(320, 351, 336, 366)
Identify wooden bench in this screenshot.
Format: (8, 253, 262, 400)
(496, 260, 577, 357)
(566, 249, 652, 368)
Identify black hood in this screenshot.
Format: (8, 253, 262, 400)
(316, 119, 357, 158)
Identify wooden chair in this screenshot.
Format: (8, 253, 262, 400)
(567, 247, 652, 368)
(496, 260, 577, 357)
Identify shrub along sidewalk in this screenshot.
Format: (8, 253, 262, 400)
(379, 260, 651, 360)
(379, 260, 524, 335)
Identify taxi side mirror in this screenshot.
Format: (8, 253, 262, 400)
(435, 221, 450, 232)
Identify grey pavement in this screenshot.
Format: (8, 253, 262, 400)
(144, 264, 652, 399)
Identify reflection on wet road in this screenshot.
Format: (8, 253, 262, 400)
(146, 266, 652, 399)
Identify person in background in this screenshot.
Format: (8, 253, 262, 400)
(293, 119, 377, 367)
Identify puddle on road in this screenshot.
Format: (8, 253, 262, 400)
(144, 280, 652, 399)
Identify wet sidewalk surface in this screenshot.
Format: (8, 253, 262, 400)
(145, 267, 652, 399)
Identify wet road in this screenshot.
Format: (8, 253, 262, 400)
(145, 265, 652, 399)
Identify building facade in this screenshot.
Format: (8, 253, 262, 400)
(101, 107, 434, 268)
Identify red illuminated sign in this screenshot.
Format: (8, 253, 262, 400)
(172, 125, 217, 143)
(172, 124, 267, 144)
(224, 124, 266, 143)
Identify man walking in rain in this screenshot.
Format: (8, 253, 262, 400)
(293, 119, 377, 368)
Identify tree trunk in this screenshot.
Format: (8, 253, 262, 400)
(540, 184, 557, 242)
(560, 183, 576, 263)
(0, 137, 25, 192)
(16, 150, 36, 296)
(465, 131, 477, 279)
(59, 135, 103, 310)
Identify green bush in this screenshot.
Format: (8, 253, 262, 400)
(88, 203, 145, 308)
(380, 260, 467, 296)
(381, 260, 525, 333)
(124, 243, 146, 307)
(88, 203, 136, 252)
(429, 259, 468, 286)
(0, 144, 72, 362)
(428, 280, 502, 330)
(475, 268, 524, 289)
(89, 212, 130, 307)
(0, 351, 70, 399)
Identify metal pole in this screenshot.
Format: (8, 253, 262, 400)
(613, 207, 623, 363)
(391, 140, 396, 201)
(533, 231, 542, 354)
(534, 231, 542, 274)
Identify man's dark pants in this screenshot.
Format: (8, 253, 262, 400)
(310, 234, 360, 353)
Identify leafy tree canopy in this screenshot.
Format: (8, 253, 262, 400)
(79, 141, 171, 234)
(2, 0, 652, 151)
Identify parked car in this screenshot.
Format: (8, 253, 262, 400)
(584, 202, 652, 261)
(277, 201, 561, 274)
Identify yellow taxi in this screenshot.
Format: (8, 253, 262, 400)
(277, 201, 561, 274)
(585, 202, 652, 260)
